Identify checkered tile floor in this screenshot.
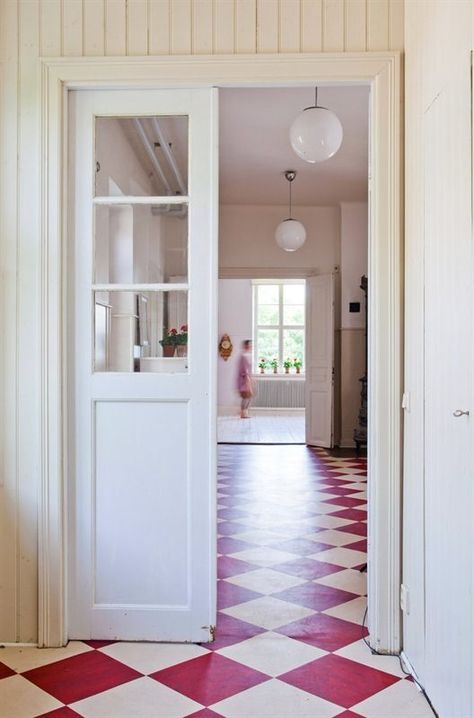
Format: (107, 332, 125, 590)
(0, 445, 433, 718)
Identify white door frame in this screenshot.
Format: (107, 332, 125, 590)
(39, 53, 402, 653)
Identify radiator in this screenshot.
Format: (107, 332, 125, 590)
(253, 378, 305, 408)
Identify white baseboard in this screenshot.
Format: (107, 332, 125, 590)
(218, 405, 305, 417)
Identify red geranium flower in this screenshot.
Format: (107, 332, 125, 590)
(180, 324, 188, 332)
(169, 328, 178, 335)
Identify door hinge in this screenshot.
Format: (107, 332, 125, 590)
(402, 391, 410, 412)
(210, 625, 216, 641)
(400, 584, 409, 614)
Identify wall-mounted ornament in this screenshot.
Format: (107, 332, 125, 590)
(219, 334, 233, 361)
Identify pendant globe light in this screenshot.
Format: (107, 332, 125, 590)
(290, 87, 343, 163)
(275, 170, 306, 252)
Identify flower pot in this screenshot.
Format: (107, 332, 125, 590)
(260, 368, 265, 374)
(273, 367, 277, 374)
(162, 345, 175, 357)
(296, 367, 301, 374)
(285, 367, 290, 374)
(176, 344, 187, 357)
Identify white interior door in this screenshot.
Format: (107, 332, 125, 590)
(305, 274, 335, 448)
(68, 88, 218, 641)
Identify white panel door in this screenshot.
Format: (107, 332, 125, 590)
(68, 89, 218, 642)
(305, 274, 335, 448)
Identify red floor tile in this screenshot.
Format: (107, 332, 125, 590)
(277, 612, 368, 651)
(323, 497, 367, 508)
(344, 539, 368, 552)
(269, 538, 333, 556)
(150, 653, 270, 705)
(81, 639, 117, 649)
(37, 709, 83, 718)
(280, 653, 399, 708)
(217, 536, 257, 555)
(217, 556, 259, 579)
(186, 710, 225, 717)
(206, 613, 266, 651)
(336, 521, 367, 535)
(272, 582, 358, 612)
(218, 580, 262, 609)
(23, 651, 142, 704)
(331, 509, 367, 522)
(0, 661, 15, 679)
(272, 558, 345, 580)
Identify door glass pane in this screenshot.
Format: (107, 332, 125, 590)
(94, 204, 188, 284)
(283, 328, 304, 365)
(94, 290, 188, 373)
(257, 304, 279, 325)
(257, 329, 279, 365)
(258, 284, 279, 304)
(283, 284, 305, 304)
(95, 116, 188, 197)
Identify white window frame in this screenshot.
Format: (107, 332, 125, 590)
(252, 279, 305, 375)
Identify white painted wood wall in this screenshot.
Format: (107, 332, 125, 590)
(0, 0, 403, 643)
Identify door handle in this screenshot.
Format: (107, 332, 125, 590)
(453, 409, 470, 417)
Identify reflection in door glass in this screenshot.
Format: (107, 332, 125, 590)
(94, 290, 188, 373)
(95, 116, 188, 197)
(94, 204, 188, 284)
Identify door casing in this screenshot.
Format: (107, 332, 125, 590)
(39, 52, 402, 654)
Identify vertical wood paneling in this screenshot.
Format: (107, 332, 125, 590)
(127, 0, 148, 55)
(192, 0, 213, 54)
(279, 0, 300, 52)
(389, 0, 404, 51)
(105, 0, 126, 55)
(301, 0, 322, 52)
(235, 0, 256, 53)
(367, 0, 389, 51)
(344, 0, 366, 51)
(0, 0, 19, 644)
(213, 0, 234, 53)
(40, 0, 61, 56)
(257, 0, 279, 53)
(62, 0, 83, 56)
(170, 0, 192, 54)
(323, 0, 344, 51)
(83, 0, 105, 55)
(18, 0, 41, 642)
(149, 0, 170, 54)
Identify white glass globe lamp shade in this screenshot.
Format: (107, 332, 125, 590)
(290, 106, 343, 163)
(275, 218, 307, 252)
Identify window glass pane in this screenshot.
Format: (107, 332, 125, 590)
(283, 304, 304, 325)
(283, 329, 304, 366)
(258, 284, 279, 304)
(283, 284, 305, 305)
(94, 290, 188, 373)
(95, 116, 188, 197)
(258, 304, 279, 325)
(94, 204, 188, 284)
(257, 329, 279, 365)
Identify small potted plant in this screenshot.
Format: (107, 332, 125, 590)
(176, 324, 188, 357)
(270, 357, 279, 374)
(294, 357, 302, 374)
(258, 357, 267, 374)
(159, 328, 178, 357)
(283, 357, 292, 374)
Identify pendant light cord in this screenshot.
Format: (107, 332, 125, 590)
(289, 177, 292, 219)
(315, 86, 318, 107)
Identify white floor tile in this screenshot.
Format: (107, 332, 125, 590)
(311, 529, 366, 547)
(323, 597, 368, 625)
(0, 675, 63, 718)
(98, 641, 211, 674)
(315, 568, 367, 595)
(217, 631, 327, 677)
(210, 678, 341, 718)
(353, 678, 436, 717)
(0, 641, 92, 673)
(221, 596, 315, 630)
(311, 547, 367, 568)
(228, 547, 300, 566)
(71, 676, 202, 718)
(225, 568, 307, 594)
(307, 515, 354, 529)
(334, 639, 407, 678)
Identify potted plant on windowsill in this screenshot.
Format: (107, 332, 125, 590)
(258, 357, 267, 374)
(159, 328, 178, 357)
(294, 357, 302, 374)
(270, 357, 279, 374)
(283, 358, 292, 374)
(176, 324, 188, 357)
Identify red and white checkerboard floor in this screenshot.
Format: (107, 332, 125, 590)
(0, 445, 434, 718)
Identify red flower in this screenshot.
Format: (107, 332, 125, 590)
(169, 328, 178, 335)
(180, 324, 188, 332)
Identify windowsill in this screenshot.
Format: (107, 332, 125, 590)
(253, 373, 305, 379)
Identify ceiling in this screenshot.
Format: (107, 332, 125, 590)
(219, 86, 369, 206)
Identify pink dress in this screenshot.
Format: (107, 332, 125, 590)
(237, 353, 252, 394)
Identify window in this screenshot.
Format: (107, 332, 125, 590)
(253, 280, 305, 373)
